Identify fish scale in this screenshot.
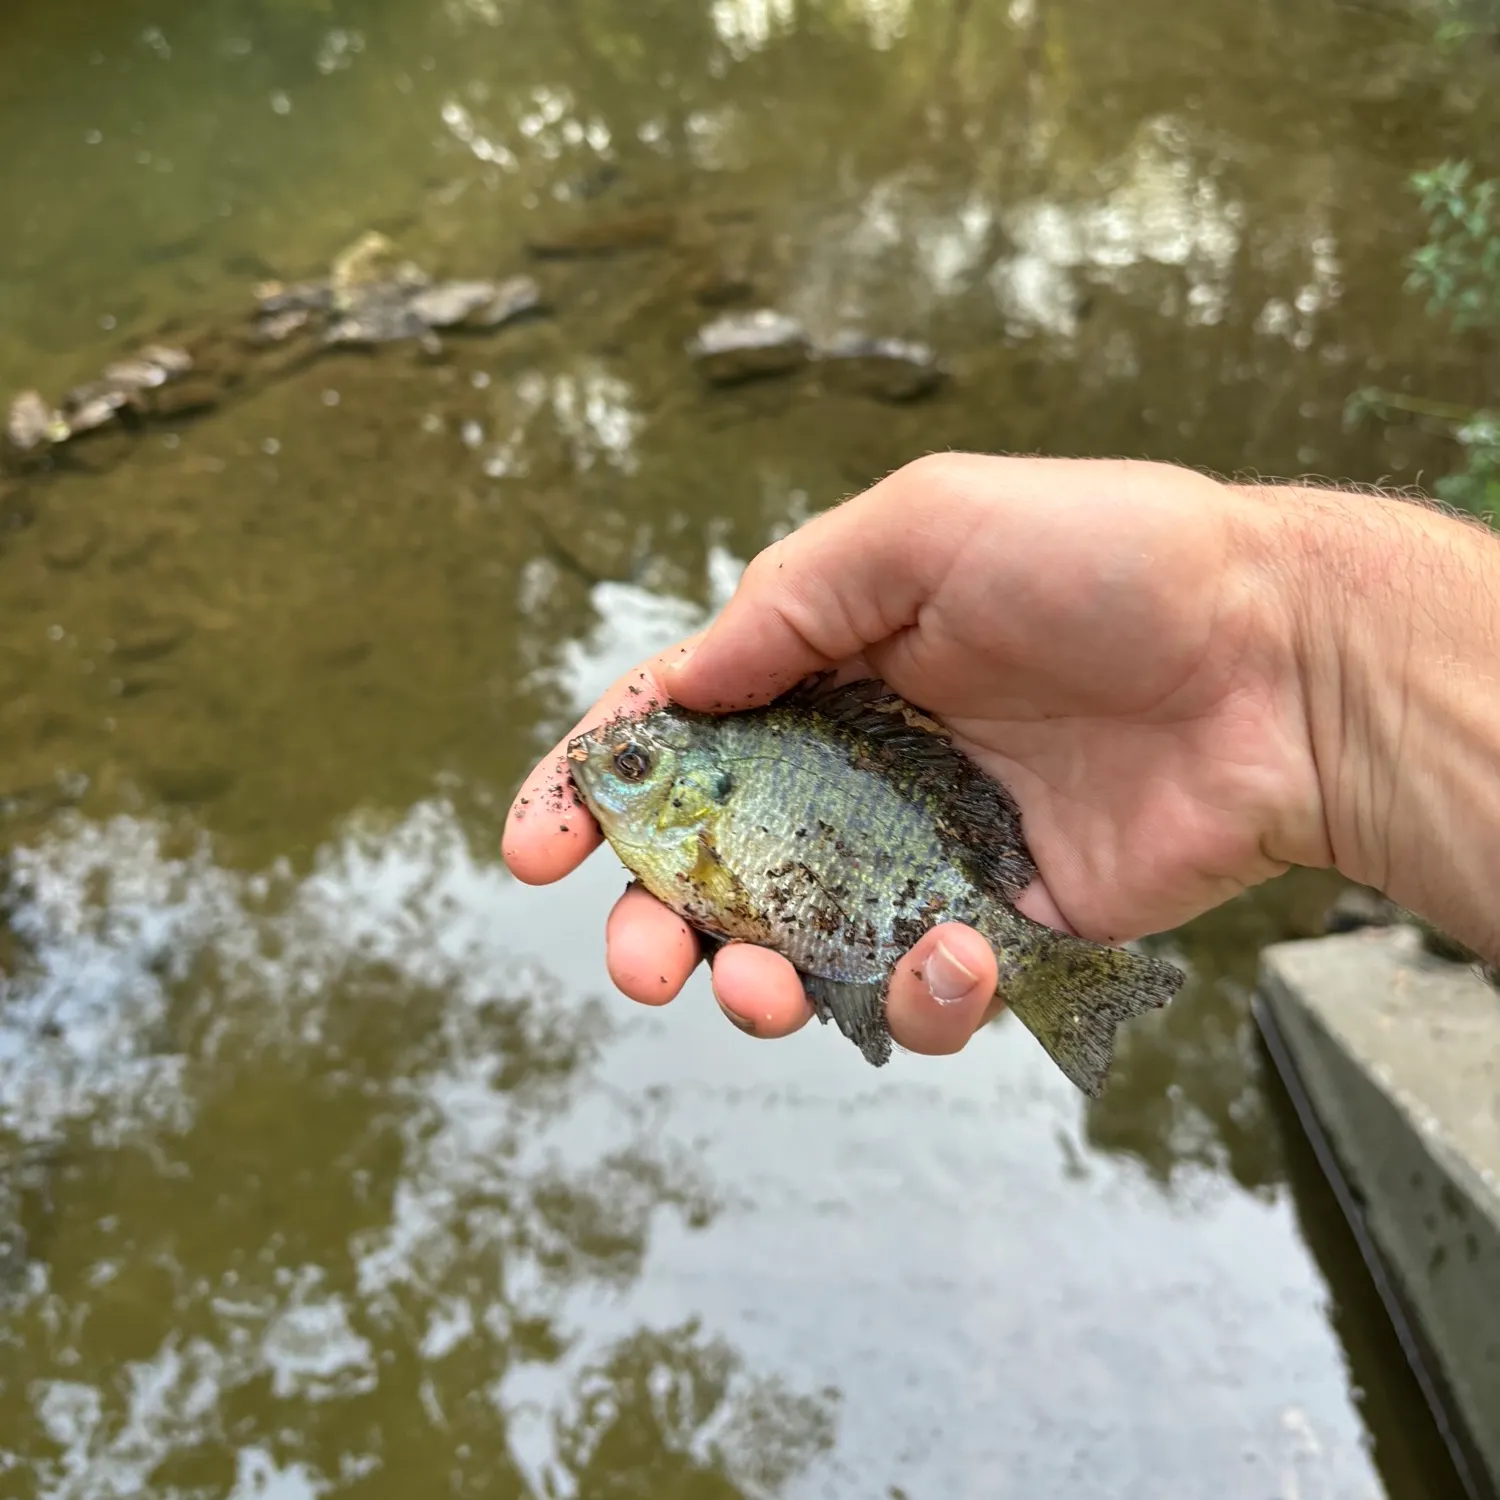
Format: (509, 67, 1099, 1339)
(710, 717, 982, 981)
(567, 674, 1185, 1096)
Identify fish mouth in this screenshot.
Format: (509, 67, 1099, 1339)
(564, 723, 643, 811)
(564, 729, 608, 802)
(564, 706, 685, 814)
(563, 728, 653, 857)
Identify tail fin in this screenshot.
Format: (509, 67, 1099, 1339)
(985, 922, 1185, 1098)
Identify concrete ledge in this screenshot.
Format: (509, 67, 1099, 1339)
(1257, 926, 1500, 1489)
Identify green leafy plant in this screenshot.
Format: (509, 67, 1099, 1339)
(1406, 160, 1500, 332)
(1437, 413, 1500, 512)
(1430, 0, 1500, 50)
(1348, 157, 1500, 520)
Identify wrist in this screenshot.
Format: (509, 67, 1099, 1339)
(1245, 482, 1500, 953)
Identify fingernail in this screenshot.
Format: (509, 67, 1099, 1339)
(925, 941, 978, 1006)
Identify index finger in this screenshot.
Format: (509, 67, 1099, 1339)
(662, 456, 970, 713)
(502, 634, 700, 885)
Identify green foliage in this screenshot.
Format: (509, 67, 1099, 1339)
(1435, 414, 1500, 515)
(1353, 156, 1500, 520)
(1432, 0, 1500, 51)
(1406, 160, 1500, 332)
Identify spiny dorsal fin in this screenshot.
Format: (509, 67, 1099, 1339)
(770, 673, 1037, 901)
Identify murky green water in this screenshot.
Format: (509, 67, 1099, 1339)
(0, 1, 1494, 1495)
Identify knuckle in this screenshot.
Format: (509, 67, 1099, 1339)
(889, 451, 984, 511)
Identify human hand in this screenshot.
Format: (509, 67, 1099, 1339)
(504, 454, 1332, 1054)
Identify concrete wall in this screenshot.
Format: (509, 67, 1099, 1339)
(1257, 925, 1500, 1488)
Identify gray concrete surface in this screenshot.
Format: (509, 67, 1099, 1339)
(1258, 925, 1500, 1486)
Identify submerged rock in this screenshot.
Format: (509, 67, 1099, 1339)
(4, 230, 544, 483)
(63, 388, 128, 435)
(407, 274, 542, 331)
(5, 391, 66, 453)
(321, 227, 543, 347)
(330, 230, 413, 305)
(324, 234, 428, 344)
(58, 345, 196, 438)
(465, 274, 544, 330)
(4, 336, 210, 470)
(688, 309, 810, 384)
(325, 282, 432, 346)
(253, 307, 314, 344)
(327, 276, 542, 345)
(813, 332, 945, 402)
(255, 280, 334, 317)
(407, 279, 501, 328)
(102, 345, 193, 391)
(686, 313, 945, 397)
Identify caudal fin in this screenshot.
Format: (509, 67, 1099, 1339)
(992, 928, 1185, 1098)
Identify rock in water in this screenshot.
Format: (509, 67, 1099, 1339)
(100, 346, 192, 393)
(407, 280, 502, 328)
(62, 389, 127, 435)
(567, 675, 1184, 1096)
(466, 275, 543, 330)
(330, 230, 409, 305)
(6, 391, 66, 452)
(255, 280, 334, 316)
(406, 274, 543, 331)
(813, 331, 946, 402)
(687, 309, 810, 384)
(254, 307, 314, 344)
(325, 282, 429, 346)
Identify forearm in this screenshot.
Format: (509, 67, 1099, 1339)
(1247, 482, 1500, 960)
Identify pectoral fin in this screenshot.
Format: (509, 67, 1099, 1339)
(802, 975, 892, 1066)
(684, 830, 773, 944)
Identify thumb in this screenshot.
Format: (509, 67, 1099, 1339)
(884, 923, 1000, 1054)
(664, 456, 967, 712)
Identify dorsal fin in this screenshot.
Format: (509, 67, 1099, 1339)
(769, 673, 1037, 901)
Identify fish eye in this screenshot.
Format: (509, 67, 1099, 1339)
(613, 745, 651, 782)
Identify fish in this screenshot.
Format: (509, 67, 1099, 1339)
(566, 674, 1185, 1097)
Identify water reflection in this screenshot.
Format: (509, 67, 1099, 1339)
(0, 0, 1475, 454)
(2, 0, 1497, 1492)
(991, 116, 1245, 338)
(0, 560, 1414, 1495)
(1083, 870, 1340, 1192)
(0, 803, 835, 1497)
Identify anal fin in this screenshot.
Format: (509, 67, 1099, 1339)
(803, 975, 892, 1067)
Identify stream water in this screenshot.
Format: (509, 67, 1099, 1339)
(1, 1, 1494, 1495)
